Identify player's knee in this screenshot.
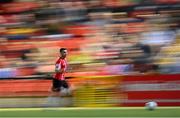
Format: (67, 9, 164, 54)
(64, 84, 69, 89)
(62, 81, 69, 88)
(52, 87, 60, 92)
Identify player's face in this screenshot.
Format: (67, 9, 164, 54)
(60, 50, 68, 58)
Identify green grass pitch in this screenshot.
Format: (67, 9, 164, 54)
(0, 107, 180, 117)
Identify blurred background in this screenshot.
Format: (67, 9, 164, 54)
(0, 0, 180, 108)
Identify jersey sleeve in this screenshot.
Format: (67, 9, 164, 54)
(55, 61, 61, 71)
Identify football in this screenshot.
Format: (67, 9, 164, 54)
(145, 101, 158, 110)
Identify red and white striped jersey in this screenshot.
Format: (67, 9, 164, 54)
(54, 57, 67, 80)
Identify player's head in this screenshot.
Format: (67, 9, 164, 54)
(59, 48, 67, 58)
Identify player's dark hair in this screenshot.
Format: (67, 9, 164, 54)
(60, 48, 67, 53)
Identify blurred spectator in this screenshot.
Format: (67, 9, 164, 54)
(0, 0, 179, 78)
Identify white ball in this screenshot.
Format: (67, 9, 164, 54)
(145, 101, 158, 110)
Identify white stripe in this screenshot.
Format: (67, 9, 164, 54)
(0, 117, 176, 118)
(0, 107, 180, 111)
(121, 82, 180, 91)
(32, 34, 73, 39)
(0, 117, 174, 118)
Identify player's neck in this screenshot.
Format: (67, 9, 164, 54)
(60, 56, 65, 59)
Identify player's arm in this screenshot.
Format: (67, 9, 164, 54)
(55, 63, 65, 73)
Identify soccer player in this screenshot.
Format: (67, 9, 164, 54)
(52, 48, 69, 95)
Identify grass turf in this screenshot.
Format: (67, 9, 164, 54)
(0, 107, 179, 117)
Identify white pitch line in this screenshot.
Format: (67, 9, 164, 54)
(0, 107, 180, 111)
(1, 117, 179, 118)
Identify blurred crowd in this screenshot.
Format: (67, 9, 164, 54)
(0, 0, 179, 78)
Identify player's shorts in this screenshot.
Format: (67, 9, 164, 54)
(52, 78, 69, 92)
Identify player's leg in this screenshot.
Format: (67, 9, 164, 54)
(47, 78, 61, 105)
(52, 78, 61, 92)
(51, 78, 62, 97)
(62, 80, 69, 89)
(60, 80, 71, 96)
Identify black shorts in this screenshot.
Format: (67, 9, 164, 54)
(52, 78, 69, 92)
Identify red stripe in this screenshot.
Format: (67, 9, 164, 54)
(123, 74, 180, 81)
(123, 91, 180, 99)
(122, 102, 180, 106)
